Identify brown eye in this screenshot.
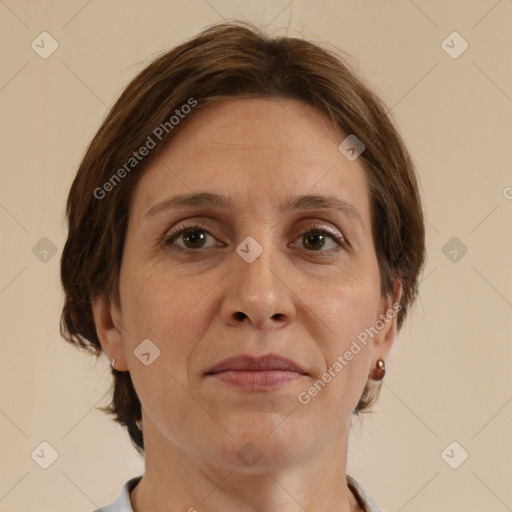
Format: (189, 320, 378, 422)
(302, 231, 334, 251)
(163, 222, 346, 253)
(164, 224, 220, 250)
(293, 224, 347, 252)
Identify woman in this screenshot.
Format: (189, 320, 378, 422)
(61, 20, 425, 512)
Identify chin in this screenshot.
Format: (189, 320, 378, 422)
(202, 415, 309, 473)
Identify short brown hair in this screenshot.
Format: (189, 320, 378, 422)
(60, 20, 426, 456)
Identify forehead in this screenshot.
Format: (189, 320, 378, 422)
(130, 97, 371, 224)
(169, 97, 343, 159)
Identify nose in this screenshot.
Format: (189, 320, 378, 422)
(220, 240, 296, 332)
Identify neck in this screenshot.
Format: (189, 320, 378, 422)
(130, 419, 363, 512)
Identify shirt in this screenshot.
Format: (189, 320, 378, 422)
(91, 474, 383, 512)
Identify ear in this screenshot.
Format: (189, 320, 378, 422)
(370, 278, 403, 362)
(91, 293, 128, 371)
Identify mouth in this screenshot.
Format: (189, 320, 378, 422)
(204, 353, 308, 392)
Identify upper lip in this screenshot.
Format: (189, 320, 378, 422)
(205, 353, 308, 375)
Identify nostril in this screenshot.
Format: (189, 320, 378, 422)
(235, 312, 247, 321)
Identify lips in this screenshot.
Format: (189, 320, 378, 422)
(205, 353, 307, 375)
(204, 353, 308, 392)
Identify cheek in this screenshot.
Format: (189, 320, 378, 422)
(296, 285, 376, 418)
(300, 271, 379, 396)
(121, 258, 181, 332)
(304, 269, 381, 347)
(121, 271, 161, 335)
(120, 265, 204, 375)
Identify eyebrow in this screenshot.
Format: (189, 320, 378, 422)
(144, 192, 365, 230)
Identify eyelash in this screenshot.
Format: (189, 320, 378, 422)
(163, 221, 348, 253)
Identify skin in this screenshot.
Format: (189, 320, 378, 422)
(92, 97, 402, 512)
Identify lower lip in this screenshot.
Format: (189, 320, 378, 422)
(210, 370, 304, 391)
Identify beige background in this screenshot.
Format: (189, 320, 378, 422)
(1, 1, 511, 511)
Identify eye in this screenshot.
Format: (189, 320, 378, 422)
(164, 223, 221, 250)
(163, 222, 347, 252)
(291, 223, 347, 252)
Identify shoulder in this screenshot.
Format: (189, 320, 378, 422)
(346, 474, 385, 512)
(89, 475, 143, 512)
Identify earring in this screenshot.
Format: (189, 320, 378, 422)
(111, 358, 116, 369)
(370, 359, 386, 380)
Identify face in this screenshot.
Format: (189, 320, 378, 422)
(94, 97, 399, 473)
